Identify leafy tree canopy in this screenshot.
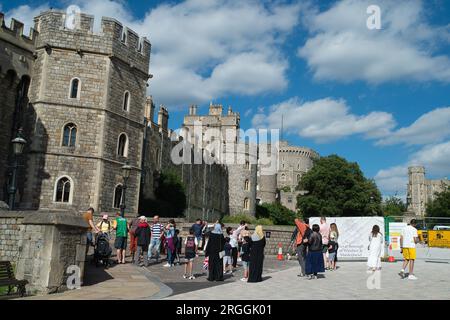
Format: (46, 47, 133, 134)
(382, 196, 407, 216)
(426, 186, 450, 218)
(256, 202, 299, 225)
(296, 155, 382, 218)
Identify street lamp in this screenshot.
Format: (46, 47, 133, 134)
(8, 130, 27, 210)
(120, 161, 132, 217)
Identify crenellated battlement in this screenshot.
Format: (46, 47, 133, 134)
(33, 10, 151, 74)
(0, 12, 39, 50)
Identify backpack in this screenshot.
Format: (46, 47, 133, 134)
(185, 236, 196, 253)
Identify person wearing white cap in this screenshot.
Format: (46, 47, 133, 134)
(96, 213, 112, 239)
(134, 216, 151, 267)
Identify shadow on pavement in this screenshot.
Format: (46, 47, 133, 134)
(83, 255, 114, 286)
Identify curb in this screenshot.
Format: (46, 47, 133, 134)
(135, 265, 173, 300)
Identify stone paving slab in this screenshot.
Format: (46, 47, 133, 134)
(167, 260, 450, 300)
(18, 263, 163, 300)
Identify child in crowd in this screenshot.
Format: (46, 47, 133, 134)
(240, 236, 251, 282)
(183, 228, 198, 280)
(327, 235, 337, 271)
(223, 237, 233, 274)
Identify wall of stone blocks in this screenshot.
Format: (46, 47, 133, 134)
(178, 222, 295, 256)
(0, 212, 25, 263)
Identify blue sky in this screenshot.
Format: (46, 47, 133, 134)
(2, 0, 449, 198)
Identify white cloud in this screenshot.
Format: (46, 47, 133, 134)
(252, 97, 396, 143)
(377, 107, 450, 146)
(374, 166, 408, 196)
(297, 0, 450, 83)
(6, 0, 299, 108)
(374, 141, 450, 196)
(5, 3, 50, 34)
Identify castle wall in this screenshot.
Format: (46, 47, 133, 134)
(0, 13, 36, 203)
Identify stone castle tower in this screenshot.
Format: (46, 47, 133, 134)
(407, 166, 449, 217)
(183, 103, 257, 216)
(19, 10, 150, 213)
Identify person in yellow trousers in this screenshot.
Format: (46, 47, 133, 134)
(399, 219, 419, 280)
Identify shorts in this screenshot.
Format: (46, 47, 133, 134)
(114, 236, 127, 250)
(242, 261, 249, 269)
(185, 252, 196, 261)
(322, 245, 329, 253)
(402, 248, 416, 260)
(328, 252, 336, 261)
(223, 256, 232, 266)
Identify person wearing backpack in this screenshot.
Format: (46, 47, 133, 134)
(183, 228, 198, 280)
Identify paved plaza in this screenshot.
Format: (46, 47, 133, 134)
(17, 252, 450, 300)
(167, 259, 450, 300)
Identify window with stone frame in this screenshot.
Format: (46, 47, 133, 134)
(113, 184, 123, 209)
(69, 78, 80, 99)
(244, 197, 249, 210)
(245, 161, 250, 170)
(117, 133, 128, 157)
(245, 179, 250, 191)
(62, 123, 77, 147)
(123, 91, 130, 111)
(55, 177, 71, 203)
(121, 27, 127, 44)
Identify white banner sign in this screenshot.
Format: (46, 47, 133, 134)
(309, 216, 385, 259)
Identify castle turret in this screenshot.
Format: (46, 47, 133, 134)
(158, 105, 169, 132)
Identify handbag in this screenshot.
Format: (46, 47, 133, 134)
(219, 251, 225, 259)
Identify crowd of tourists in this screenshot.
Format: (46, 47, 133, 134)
(83, 208, 421, 283)
(82, 208, 267, 283)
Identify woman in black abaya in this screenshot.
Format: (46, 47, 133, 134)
(248, 225, 266, 283)
(205, 223, 225, 281)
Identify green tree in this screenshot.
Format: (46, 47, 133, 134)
(426, 186, 450, 217)
(382, 196, 407, 216)
(296, 155, 382, 217)
(256, 202, 299, 225)
(139, 170, 186, 217)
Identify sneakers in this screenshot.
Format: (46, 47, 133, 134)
(297, 273, 305, 277)
(408, 274, 418, 280)
(183, 274, 188, 279)
(240, 277, 247, 282)
(163, 263, 172, 267)
(398, 270, 406, 279)
(189, 275, 196, 280)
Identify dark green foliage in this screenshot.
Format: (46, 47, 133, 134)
(426, 186, 450, 217)
(382, 196, 407, 216)
(256, 202, 299, 225)
(139, 170, 186, 217)
(296, 155, 382, 217)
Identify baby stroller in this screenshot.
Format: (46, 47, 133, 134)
(94, 232, 112, 268)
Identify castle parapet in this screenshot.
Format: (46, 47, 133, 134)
(0, 12, 39, 52)
(33, 10, 150, 74)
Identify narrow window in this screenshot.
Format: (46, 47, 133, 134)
(117, 133, 128, 157)
(244, 198, 249, 210)
(69, 78, 80, 99)
(55, 177, 72, 203)
(245, 179, 250, 191)
(113, 184, 123, 209)
(123, 91, 130, 111)
(62, 123, 77, 147)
